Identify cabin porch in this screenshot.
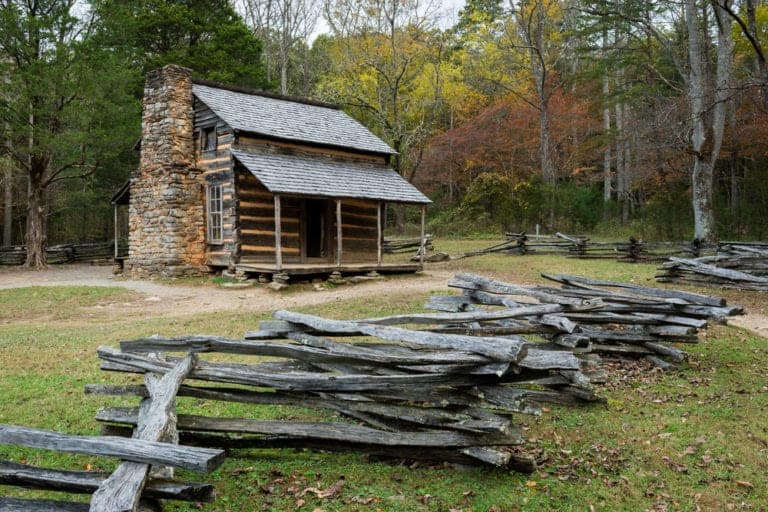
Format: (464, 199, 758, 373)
(234, 261, 421, 278)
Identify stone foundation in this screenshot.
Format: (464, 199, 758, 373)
(126, 65, 207, 278)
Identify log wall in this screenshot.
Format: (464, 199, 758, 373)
(236, 167, 302, 263)
(194, 100, 237, 268)
(341, 199, 379, 263)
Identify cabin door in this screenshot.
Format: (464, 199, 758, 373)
(303, 199, 330, 261)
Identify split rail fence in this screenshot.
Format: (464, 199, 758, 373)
(1, 272, 744, 509)
(658, 242, 768, 291)
(455, 233, 710, 263)
(0, 242, 116, 266)
(0, 354, 221, 511)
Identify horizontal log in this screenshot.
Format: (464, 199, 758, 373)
(0, 498, 89, 512)
(542, 273, 726, 306)
(0, 425, 224, 474)
(0, 460, 215, 502)
(355, 304, 564, 326)
(120, 334, 491, 366)
(161, 431, 536, 471)
(273, 310, 527, 362)
(665, 257, 768, 283)
(95, 409, 522, 448)
(98, 347, 482, 391)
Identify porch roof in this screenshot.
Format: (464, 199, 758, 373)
(231, 149, 431, 205)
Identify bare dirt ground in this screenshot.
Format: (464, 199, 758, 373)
(0, 263, 453, 318)
(1, 263, 766, 337)
(728, 315, 768, 338)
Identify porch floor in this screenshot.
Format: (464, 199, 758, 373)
(234, 261, 421, 277)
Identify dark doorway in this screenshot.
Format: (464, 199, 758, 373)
(305, 199, 327, 258)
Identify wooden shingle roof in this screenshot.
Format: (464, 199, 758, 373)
(192, 84, 396, 156)
(232, 150, 430, 205)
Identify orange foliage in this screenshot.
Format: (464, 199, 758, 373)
(415, 87, 600, 199)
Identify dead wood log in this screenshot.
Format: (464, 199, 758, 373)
(0, 498, 90, 512)
(542, 273, 726, 306)
(665, 257, 768, 284)
(272, 310, 527, 362)
(0, 460, 214, 502)
(94, 409, 522, 447)
(90, 354, 197, 512)
(0, 425, 224, 473)
(121, 335, 491, 366)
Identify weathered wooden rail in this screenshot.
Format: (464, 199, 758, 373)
(657, 242, 768, 290)
(432, 272, 741, 370)
(0, 354, 222, 511)
(382, 235, 434, 254)
(0, 242, 116, 265)
(1, 272, 743, 508)
(453, 233, 710, 263)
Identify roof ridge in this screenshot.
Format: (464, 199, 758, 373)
(192, 78, 339, 110)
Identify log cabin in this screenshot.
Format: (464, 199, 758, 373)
(116, 65, 430, 280)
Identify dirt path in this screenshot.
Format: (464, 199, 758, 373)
(727, 315, 768, 339)
(2, 264, 767, 338)
(0, 264, 454, 318)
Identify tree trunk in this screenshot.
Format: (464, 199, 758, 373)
(2, 165, 11, 248)
(280, 0, 290, 95)
(602, 74, 611, 205)
(614, 97, 625, 224)
(685, 0, 733, 241)
(538, 97, 555, 186)
(745, 0, 768, 109)
(685, 0, 713, 241)
(621, 103, 632, 223)
(24, 168, 47, 267)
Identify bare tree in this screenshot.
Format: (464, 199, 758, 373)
(510, 0, 558, 187)
(320, 0, 442, 176)
(586, 0, 734, 240)
(238, 0, 320, 94)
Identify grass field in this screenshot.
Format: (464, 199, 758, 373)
(1, 247, 766, 511)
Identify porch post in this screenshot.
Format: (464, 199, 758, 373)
(419, 204, 426, 267)
(113, 205, 118, 259)
(336, 199, 342, 266)
(376, 201, 382, 266)
(274, 194, 282, 270)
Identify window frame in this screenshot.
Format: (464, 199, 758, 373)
(201, 126, 217, 152)
(206, 184, 224, 244)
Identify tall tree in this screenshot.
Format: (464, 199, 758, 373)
(0, 0, 139, 266)
(93, 0, 268, 88)
(510, 0, 563, 187)
(319, 0, 446, 179)
(585, 0, 734, 240)
(238, 0, 321, 94)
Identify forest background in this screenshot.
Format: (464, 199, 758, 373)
(1, 0, 767, 266)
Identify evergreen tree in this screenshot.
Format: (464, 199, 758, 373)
(91, 0, 269, 89)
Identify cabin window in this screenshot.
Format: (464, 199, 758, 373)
(201, 126, 217, 152)
(206, 184, 223, 244)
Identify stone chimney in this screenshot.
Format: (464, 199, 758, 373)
(126, 65, 206, 277)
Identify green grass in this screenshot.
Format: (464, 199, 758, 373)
(0, 286, 136, 323)
(1, 255, 767, 511)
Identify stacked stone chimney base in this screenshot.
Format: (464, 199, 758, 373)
(125, 64, 208, 278)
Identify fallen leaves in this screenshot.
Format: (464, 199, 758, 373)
(300, 476, 345, 499)
(680, 435, 707, 457)
(661, 456, 689, 473)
